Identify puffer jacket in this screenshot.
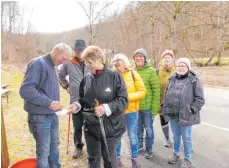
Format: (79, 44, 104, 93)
(134, 62, 160, 116)
(122, 69, 146, 114)
(162, 70, 205, 126)
(158, 66, 175, 103)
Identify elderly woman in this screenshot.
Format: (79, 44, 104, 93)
(157, 50, 175, 148)
(162, 58, 205, 168)
(113, 54, 146, 168)
(69, 46, 128, 168)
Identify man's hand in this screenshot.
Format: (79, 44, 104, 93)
(49, 101, 63, 111)
(68, 104, 80, 114)
(94, 105, 105, 117)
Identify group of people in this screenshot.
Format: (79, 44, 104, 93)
(20, 39, 205, 168)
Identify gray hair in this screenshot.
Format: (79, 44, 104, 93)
(51, 43, 72, 54)
(114, 53, 131, 68)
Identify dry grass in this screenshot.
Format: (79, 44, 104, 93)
(193, 65, 229, 88)
(1, 65, 88, 168)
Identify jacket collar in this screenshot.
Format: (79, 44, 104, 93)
(169, 70, 198, 83)
(71, 57, 80, 64)
(135, 62, 151, 70)
(92, 64, 107, 77)
(45, 54, 55, 67)
(175, 72, 189, 79)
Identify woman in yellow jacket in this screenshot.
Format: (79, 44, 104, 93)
(113, 54, 146, 168)
(157, 49, 175, 148)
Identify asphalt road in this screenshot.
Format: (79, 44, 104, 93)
(120, 87, 229, 168)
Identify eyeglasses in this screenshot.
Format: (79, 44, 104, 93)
(113, 59, 121, 62)
(134, 55, 144, 58)
(176, 65, 187, 68)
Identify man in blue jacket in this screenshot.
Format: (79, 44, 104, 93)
(20, 43, 72, 168)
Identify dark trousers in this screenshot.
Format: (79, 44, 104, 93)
(160, 114, 170, 141)
(85, 125, 121, 168)
(72, 112, 84, 149)
(160, 114, 169, 126)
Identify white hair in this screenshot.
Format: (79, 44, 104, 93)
(113, 53, 131, 68)
(51, 43, 72, 54)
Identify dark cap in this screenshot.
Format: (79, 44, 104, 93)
(73, 39, 86, 50)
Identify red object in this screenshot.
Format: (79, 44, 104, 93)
(11, 158, 36, 168)
(162, 52, 174, 59)
(71, 57, 79, 64)
(93, 70, 103, 76)
(67, 114, 71, 154)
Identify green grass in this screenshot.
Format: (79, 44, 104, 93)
(193, 58, 229, 66)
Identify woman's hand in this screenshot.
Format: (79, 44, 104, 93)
(94, 105, 105, 117)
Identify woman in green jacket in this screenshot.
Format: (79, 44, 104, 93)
(133, 48, 160, 159)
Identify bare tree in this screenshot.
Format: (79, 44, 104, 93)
(1, 1, 20, 34)
(76, 1, 113, 45)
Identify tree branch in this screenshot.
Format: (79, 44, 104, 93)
(76, 1, 90, 21)
(93, 2, 113, 23)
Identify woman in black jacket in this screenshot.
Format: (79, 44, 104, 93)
(69, 45, 128, 168)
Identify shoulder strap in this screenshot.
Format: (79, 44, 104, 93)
(156, 69, 159, 75)
(131, 70, 135, 82)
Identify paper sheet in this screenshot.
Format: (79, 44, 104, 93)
(55, 109, 69, 116)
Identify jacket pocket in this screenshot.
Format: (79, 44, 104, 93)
(184, 105, 192, 117)
(180, 105, 192, 121)
(103, 115, 125, 138)
(103, 117, 116, 138)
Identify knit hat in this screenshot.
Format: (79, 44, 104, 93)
(73, 39, 86, 50)
(161, 50, 174, 59)
(133, 48, 147, 62)
(176, 58, 191, 70)
(113, 54, 131, 68)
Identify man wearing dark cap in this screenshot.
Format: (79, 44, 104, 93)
(59, 39, 89, 158)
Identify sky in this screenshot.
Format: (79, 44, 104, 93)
(18, 1, 129, 33)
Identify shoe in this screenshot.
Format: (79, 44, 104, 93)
(145, 147, 153, 159)
(117, 157, 122, 167)
(180, 158, 192, 168)
(72, 148, 83, 159)
(168, 152, 180, 164)
(164, 139, 173, 148)
(138, 144, 144, 152)
(131, 158, 140, 168)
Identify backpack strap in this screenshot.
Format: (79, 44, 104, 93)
(131, 70, 135, 82)
(156, 69, 159, 75)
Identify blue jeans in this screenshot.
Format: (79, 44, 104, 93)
(170, 118, 192, 160)
(137, 110, 154, 148)
(28, 113, 61, 168)
(116, 112, 139, 158)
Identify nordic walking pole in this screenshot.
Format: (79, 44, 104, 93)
(94, 99, 112, 167)
(67, 113, 71, 154)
